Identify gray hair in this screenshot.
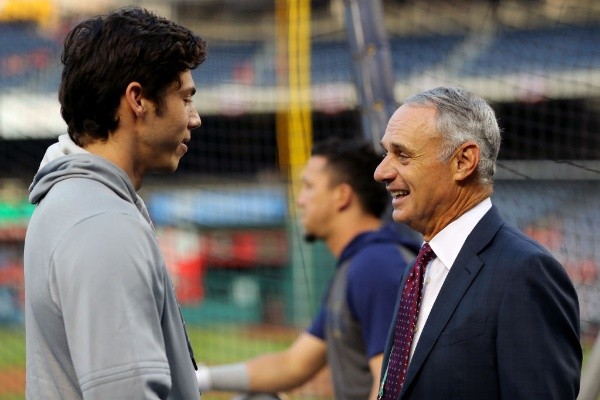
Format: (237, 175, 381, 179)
(403, 86, 501, 185)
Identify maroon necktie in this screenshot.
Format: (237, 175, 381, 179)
(381, 243, 436, 400)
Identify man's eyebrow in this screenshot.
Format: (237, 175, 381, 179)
(382, 141, 410, 154)
(391, 142, 406, 152)
(181, 86, 196, 96)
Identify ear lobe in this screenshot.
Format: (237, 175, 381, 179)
(124, 82, 144, 117)
(453, 141, 480, 182)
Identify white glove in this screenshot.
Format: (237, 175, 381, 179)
(196, 362, 249, 392)
(196, 365, 212, 392)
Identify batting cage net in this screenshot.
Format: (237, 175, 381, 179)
(0, 0, 598, 399)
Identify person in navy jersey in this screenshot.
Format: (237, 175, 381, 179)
(196, 137, 420, 400)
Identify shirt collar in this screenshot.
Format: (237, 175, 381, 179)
(428, 198, 492, 270)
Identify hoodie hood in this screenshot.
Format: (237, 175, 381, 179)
(338, 223, 421, 266)
(30, 154, 136, 206)
(29, 136, 154, 227)
(38, 134, 88, 171)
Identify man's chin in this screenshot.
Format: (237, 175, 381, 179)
(304, 233, 317, 243)
(392, 209, 408, 223)
(149, 162, 180, 174)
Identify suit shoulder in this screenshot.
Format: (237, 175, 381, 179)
(497, 223, 551, 253)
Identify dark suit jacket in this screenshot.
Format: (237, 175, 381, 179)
(380, 206, 582, 400)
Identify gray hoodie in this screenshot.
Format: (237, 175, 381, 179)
(24, 152, 199, 399)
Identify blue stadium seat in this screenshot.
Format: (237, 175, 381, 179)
(0, 22, 60, 91)
(460, 24, 600, 76)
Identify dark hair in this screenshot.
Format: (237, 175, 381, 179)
(59, 7, 207, 145)
(311, 136, 388, 218)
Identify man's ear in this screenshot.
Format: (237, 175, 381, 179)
(124, 82, 145, 117)
(334, 182, 353, 212)
(453, 141, 480, 182)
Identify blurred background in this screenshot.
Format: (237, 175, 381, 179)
(0, 0, 599, 399)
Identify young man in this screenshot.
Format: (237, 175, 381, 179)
(196, 137, 420, 400)
(375, 86, 581, 399)
(24, 7, 207, 399)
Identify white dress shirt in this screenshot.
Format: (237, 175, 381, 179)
(409, 198, 492, 359)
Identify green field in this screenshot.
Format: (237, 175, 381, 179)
(0, 324, 296, 367)
(0, 327, 25, 369)
(1, 325, 597, 400)
(0, 324, 314, 400)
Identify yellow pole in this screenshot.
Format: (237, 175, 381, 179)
(276, 0, 312, 196)
(275, 0, 312, 325)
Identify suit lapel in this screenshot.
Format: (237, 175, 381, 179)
(399, 206, 505, 397)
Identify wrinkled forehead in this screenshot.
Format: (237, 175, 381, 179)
(384, 104, 438, 141)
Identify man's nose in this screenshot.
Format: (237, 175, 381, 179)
(189, 108, 201, 129)
(374, 158, 390, 183)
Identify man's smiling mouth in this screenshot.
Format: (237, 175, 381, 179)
(390, 190, 409, 199)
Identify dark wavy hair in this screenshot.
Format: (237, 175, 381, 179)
(311, 136, 388, 218)
(59, 7, 207, 145)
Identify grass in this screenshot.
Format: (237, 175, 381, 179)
(0, 325, 26, 400)
(1, 325, 598, 400)
(0, 326, 25, 369)
(0, 324, 297, 369)
(0, 324, 302, 400)
(188, 324, 297, 364)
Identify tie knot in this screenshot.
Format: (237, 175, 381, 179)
(417, 243, 435, 266)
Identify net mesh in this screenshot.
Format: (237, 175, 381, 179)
(0, 1, 599, 399)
